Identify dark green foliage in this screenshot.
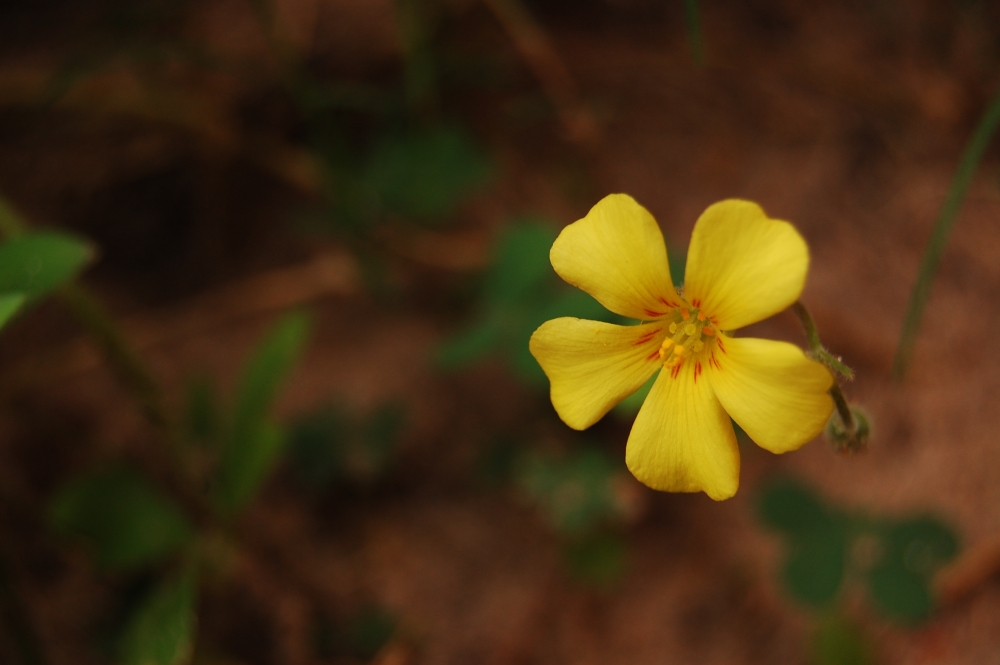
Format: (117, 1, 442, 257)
(50, 467, 194, 572)
(366, 126, 492, 223)
(118, 570, 198, 665)
(564, 534, 628, 589)
(515, 446, 625, 536)
(0, 292, 25, 330)
(0, 232, 93, 309)
(314, 606, 398, 661)
(437, 219, 623, 386)
(756, 477, 959, 623)
(214, 312, 311, 516)
(288, 401, 405, 489)
(811, 613, 872, 665)
(868, 517, 959, 623)
(184, 375, 218, 445)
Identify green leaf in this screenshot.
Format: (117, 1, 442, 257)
(0, 292, 26, 330)
(866, 516, 958, 623)
(867, 564, 932, 624)
(288, 406, 349, 489)
(435, 315, 503, 369)
(215, 312, 310, 515)
(782, 524, 848, 608)
(50, 467, 194, 572)
(214, 423, 287, 516)
(882, 516, 959, 576)
(184, 375, 218, 445)
(119, 570, 197, 665)
(0, 231, 94, 299)
(356, 402, 404, 478)
(483, 221, 557, 304)
(231, 311, 311, 448)
(516, 447, 624, 535)
(756, 478, 832, 536)
(668, 243, 687, 288)
(366, 126, 492, 222)
(810, 613, 872, 665)
(564, 533, 627, 589)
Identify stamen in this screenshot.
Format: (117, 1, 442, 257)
(702, 327, 715, 336)
(673, 346, 685, 356)
(660, 339, 674, 349)
(669, 322, 677, 333)
(693, 340, 704, 352)
(684, 323, 696, 336)
(696, 311, 706, 321)
(680, 309, 690, 320)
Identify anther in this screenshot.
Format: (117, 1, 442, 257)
(660, 339, 674, 349)
(680, 309, 690, 320)
(674, 345, 686, 356)
(702, 327, 715, 336)
(696, 311, 706, 321)
(684, 323, 696, 336)
(669, 322, 677, 333)
(693, 341, 704, 352)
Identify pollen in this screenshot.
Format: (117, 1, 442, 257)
(657, 304, 718, 373)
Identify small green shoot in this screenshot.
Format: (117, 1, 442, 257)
(50, 466, 194, 573)
(118, 569, 198, 665)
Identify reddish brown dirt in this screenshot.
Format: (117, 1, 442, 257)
(2, 1, 1000, 664)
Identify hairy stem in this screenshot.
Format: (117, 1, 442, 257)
(791, 301, 857, 440)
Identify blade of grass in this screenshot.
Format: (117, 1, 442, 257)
(893, 90, 1000, 380)
(683, 0, 705, 66)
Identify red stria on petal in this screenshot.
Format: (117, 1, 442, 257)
(633, 330, 661, 346)
(646, 350, 661, 361)
(670, 364, 681, 379)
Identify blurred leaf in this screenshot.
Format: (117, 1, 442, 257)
(341, 606, 397, 660)
(756, 478, 832, 536)
(483, 221, 557, 304)
(538, 288, 615, 323)
(0, 232, 94, 299)
(0, 292, 25, 330)
(50, 467, 194, 572)
(883, 516, 959, 576)
(288, 407, 350, 489)
(230, 312, 311, 449)
(366, 126, 492, 222)
(782, 525, 848, 608)
(119, 570, 197, 665)
(288, 401, 404, 489)
(564, 533, 627, 589)
(668, 243, 687, 288)
(757, 478, 847, 608)
(867, 564, 931, 624)
(315, 606, 397, 661)
(866, 516, 958, 623)
(214, 423, 287, 516)
(184, 375, 218, 445)
(215, 312, 310, 515)
(517, 447, 624, 535)
(355, 402, 405, 479)
(811, 613, 872, 665)
(435, 315, 503, 369)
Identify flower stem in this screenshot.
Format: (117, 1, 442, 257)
(791, 301, 866, 451)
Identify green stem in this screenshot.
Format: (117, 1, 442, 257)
(790, 301, 857, 441)
(683, 0, 705, 66)
(893, 88, 1000, 380)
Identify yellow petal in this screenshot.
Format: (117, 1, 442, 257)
(530, 318, 666, 430)
(707, 336, 834, 454)
(684, 200, 809, 330)
(625, 358, 739, 500)
(551, 194, 682, 321)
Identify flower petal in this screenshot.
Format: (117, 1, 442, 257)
(625, 359, 739, 500)
(707, 336, 834, 454)
(530, 318, 666, 430)
(551, 194, 681, 321)
(684, 200, 809, 330)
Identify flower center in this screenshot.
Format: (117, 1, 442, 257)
(657, 307, 716, 367)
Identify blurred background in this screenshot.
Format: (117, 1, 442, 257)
(1, 0, 1000, 663)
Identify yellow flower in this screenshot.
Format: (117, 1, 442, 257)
(529, 194, 834, 500)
